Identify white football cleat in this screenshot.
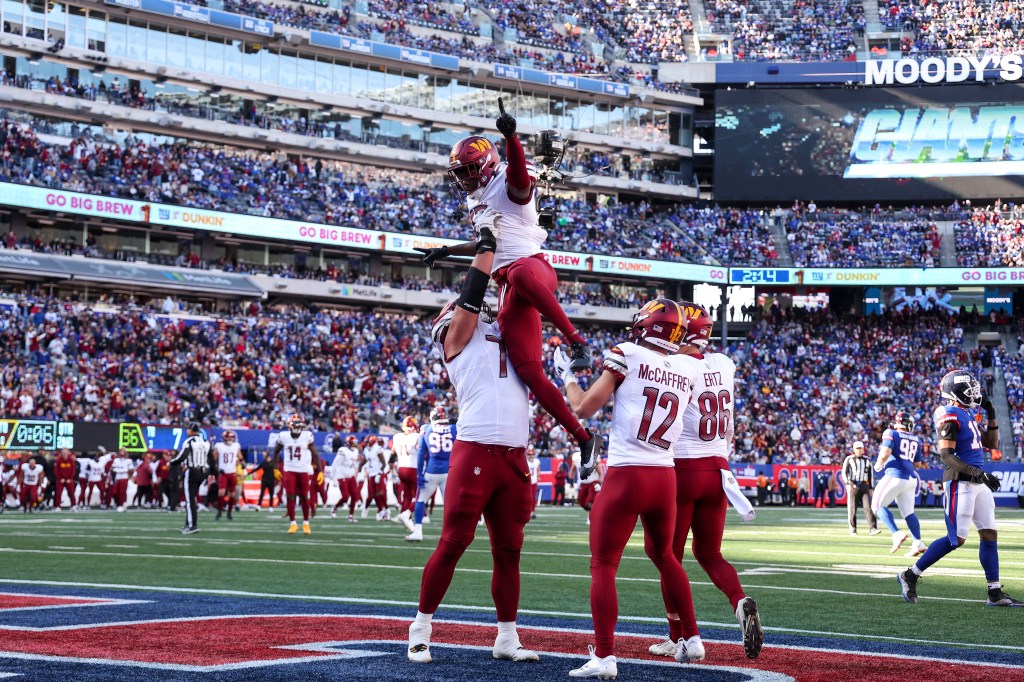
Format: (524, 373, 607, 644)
(905, 540, 927, 558)
(399, 509, 415, 532)
(647, 639, 677, 657)
(116, 506, 125, 513)
(361, 506, 369, 518)
(423, 514, 431, 524)
(330, 511, 337, 519)
(405, 530, 423, 542)
(675, 635, 705, 663)
(408, 621, 432, 663)
(890, 530, 909, 554)
(568, 645, 616, 679)
(493, 633, 540, 662)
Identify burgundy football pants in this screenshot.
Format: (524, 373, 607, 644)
(658, 460, 746, 642)
(495, 255, 588, 444)
(417, 440, 532, 621)
(590, 466, 697, 658)
(282, 471, 310, 522)
(398, 467, 418, 513)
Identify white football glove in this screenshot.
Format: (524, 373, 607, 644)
(473, 206, 501, 236)
(552, 346, 574, 386)
(741, 510, 756, 522)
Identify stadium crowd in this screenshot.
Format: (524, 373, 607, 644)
(729, 305, 989, 466)
(2, 287, 1012, 467)
(785, 204, 942, 268)
(955, 203, 1024, 267)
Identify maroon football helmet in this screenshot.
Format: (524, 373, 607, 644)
(447, 136, 501, 196)
(630, 298, 685, 352)
(677, 300, 713, 350)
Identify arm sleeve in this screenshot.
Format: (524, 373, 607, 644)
(170, 441, 189, 466)
(841, 456, 851, 481)
(504, 135, 533, 204)
(207, 446, 216, 470)
(417, 431, 429, 477)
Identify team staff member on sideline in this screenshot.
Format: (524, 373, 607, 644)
(842, 441, 879, 535)
(407, 225, 547, 665)
(53, 448, 77, 510)
(170, 422, 212, 534)
(554, 298, 703, 678)
(251, 452, 278, 509)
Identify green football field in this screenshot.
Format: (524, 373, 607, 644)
(1, 504, 1022, 652)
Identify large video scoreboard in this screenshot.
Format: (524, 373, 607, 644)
(714, 83, 1024, 202)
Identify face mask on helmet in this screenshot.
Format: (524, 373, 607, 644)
(940, 369, 982, 407)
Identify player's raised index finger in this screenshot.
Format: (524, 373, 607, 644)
(498, 97, 505, 115)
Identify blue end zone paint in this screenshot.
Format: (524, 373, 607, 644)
(0, 583, 1021, 668)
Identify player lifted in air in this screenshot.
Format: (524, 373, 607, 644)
(392, 416, 422, 531)
(213, 430, 243, 521)
(646, 302, 762, 662)
(274, 415, 320, 535)
(405, 406, 456, 543)
(553, 298, 705, 678)
(416, 99, 602, 475)
(898, 370, 1022, 607)
(872, 411, 928, 557)
(408, 225, 539, 665)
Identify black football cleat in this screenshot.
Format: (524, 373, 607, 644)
(578, 431, 604, 481)
(568, 341, 593, 373)
(898, 569, 918, 604)
(736, 597, 763, 659)
(987, 587, 1024, 607)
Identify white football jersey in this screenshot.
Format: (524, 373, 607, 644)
(391, 432, 420, 469)
(441, 317, 529, 448)
(528, 457, 540, 484)
(215, 442, 241, 471)
(467, 165, 546, 273)
(87, 458, 104, 482)
(279, 430, 314, 473)
(332, 447, 359, 479)
(110, 457, 132, 480)
(603, 342, 700, 467)
(78, 459, 92, 479)
(362, 444, 386, 476)
(20, 462, 42, 486)
(674, 353, 736, 460)
(95, 454, 112, 480)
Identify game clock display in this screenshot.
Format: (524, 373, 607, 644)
(0, 420, 173, 453)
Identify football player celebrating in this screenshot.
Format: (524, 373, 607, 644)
(872, 411, 928, 557)
(213, 430, 243, 521)
(405, 406, 456, 543)
(647, 303, 762, 662)
(331, 436, 361, 522)
(274, 415, 320, 535)
(553, 299, 704, 678)
(360, 435, 389, 521)
(408, 226, 539, 665)
(416, 99, 602, 477)
(898, 370, 1022, 606)
(392, 416, 422, 531)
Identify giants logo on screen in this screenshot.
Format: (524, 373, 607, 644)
(844, 105, 1024, 179)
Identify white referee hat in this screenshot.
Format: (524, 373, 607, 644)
(853, 440, 864, 450)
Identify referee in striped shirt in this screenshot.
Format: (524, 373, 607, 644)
(841, 441, 878, 535)
(170, 422, 213, 534)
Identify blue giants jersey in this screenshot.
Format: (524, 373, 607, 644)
(418, 423, 456, 476)
(880, 428, 921, 479)
(933, 404, 985, 469)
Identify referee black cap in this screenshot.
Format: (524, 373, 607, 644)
(188, 421, 202, 434)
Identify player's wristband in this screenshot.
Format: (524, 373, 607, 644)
(457, 266, 490, 314)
